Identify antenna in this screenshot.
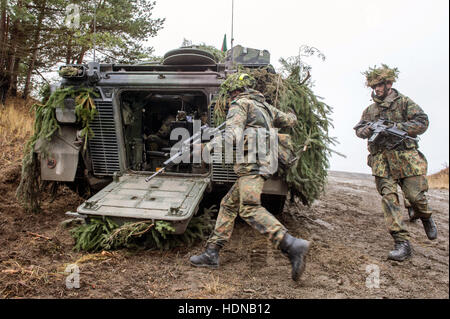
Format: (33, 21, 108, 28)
(231, 0, 234, 67)
(93, 1, 97, 62)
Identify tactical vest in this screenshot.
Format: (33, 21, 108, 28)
(255, 100, 298, 171)
(368, 95, 419, 155)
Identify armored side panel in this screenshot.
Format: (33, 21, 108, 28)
(35, 126, 80, 181)
(227, 45, 270, 66)
(55, 98, 77, 123)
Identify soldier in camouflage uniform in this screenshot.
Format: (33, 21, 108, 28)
(354, 64, 437, 262)
(190, 73, 310, 281)
(145, 114, 175, 151)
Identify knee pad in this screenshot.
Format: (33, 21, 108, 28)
(408, 191, 428, 206)
(382, 193, 400, 206)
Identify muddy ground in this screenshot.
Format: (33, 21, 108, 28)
(0, 165, 448, 299)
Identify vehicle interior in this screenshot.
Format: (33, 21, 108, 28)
(119, 90, 210, 175)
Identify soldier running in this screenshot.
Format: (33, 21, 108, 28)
(354, 64, 438, 261)
(189, 73, 310, 281)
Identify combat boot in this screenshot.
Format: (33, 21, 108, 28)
(421, 217, 438, 240)
(388, 240, 412, 262)
(189, 244, 220, 269)
(279, 233, 310, 281)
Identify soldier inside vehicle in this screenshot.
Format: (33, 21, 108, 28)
(119, 90, 210, 174)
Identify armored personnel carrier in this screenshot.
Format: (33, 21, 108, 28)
(39, 45, 287, 234)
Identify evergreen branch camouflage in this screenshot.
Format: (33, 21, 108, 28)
(363, 64, 400, 87)
(70, 206, 217, 252)
(59, 66, 81, 77)
(195, 44, 226, 63)
(16, 86, 99, 213)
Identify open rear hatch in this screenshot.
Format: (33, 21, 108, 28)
(74, 174, 210, 234)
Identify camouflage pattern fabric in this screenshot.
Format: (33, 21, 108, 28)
(146, 115, 175, 151)
(363, 64, 399, 87)
(59, 66, 81, 77)
(355, 89, 429, 179)
(277, 133, 297, 169)
(375, 175, 432, 241)
(206, 89, 297, 178)
(205, 89, 296, 249)
(227, 45, 270, 65)
(356, 88, 433, 242)
(157, 115, 176, 138)
(207, 175, 287, 248)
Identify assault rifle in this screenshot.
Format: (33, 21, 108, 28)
(354, 118, 418, 150)
(145, 122, 226, 182)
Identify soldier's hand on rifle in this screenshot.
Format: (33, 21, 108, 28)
(385, 121, 396, 128)
(359, 125, 373, 139)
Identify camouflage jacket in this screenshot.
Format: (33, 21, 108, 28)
(207, 89, 297, 177)
(354, 89, 429, 179)
(157, 115, 176, 138)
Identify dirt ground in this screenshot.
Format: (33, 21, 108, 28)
(0, 164, 448, 299)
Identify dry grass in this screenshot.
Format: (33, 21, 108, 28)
(427, 167, 449, 189)
(0, 97, 36, 167)
(200, 273, 236, 297)
(0, 260, 63, 298)
(202, 273, 221, 294)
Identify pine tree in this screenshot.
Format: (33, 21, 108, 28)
(0, 0, 165, 100)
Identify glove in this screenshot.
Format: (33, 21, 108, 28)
(385, 121, 396, 128)
(358, 125, 373, 139)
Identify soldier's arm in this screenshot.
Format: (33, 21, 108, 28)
(266, 104, 297, 128)
(395, 97, 429, 137)
(354, 108, 371, 139)
(205, 100, 247, 152)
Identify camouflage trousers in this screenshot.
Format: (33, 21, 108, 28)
(375, 175, 432, 241)
(207, 175, 287, 249)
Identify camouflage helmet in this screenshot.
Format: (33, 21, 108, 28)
(221, 72, 256, 94)
(363, 64, 400, 87)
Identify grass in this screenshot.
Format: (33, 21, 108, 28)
(203, 273, 221, 294)
(0, 97, 36, 167)
(427, 166, 449, 190)
(0, 260, 64, 298)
